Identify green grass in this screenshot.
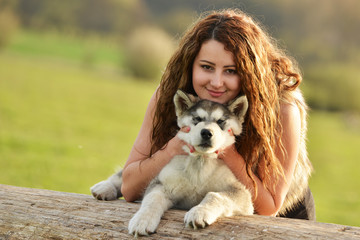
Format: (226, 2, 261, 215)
(0, 51, 157, 194)
(8, 31, 123, 67)
(307, 111, 360, 226)
(1, 31, 360, 227)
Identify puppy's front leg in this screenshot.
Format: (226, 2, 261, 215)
(184, 187, 253, 229)
(91, 170, 123, 200)
(128, 184, 172, 237)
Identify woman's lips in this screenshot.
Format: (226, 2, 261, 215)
(207, 89, 225, 98)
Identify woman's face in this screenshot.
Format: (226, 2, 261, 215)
(192, 40, 242, 104)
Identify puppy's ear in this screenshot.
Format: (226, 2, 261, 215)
(228, 95, 248, 120)
(173, 90, 197, 117)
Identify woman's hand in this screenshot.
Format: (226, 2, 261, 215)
(216, 128, 237, 161)
(163, 126, 191, 157)
(121, 126, 191, 202)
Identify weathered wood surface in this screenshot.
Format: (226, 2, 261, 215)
(0, 184, 359, 239)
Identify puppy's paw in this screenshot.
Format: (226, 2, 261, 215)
(90, 180, 118, 201)
(128, 209, 160, 237)
(184, 206, 218, 229)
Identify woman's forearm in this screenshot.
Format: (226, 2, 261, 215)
(220, 146, 280, 216)
(121, 147, 174, 202)
(121, 132, 188, 202)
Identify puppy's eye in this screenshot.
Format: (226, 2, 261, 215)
(193, 116, 202, 124)
(216, 119, 226, 129)
(216, 119, 225, 125)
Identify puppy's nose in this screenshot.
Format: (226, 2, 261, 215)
(201, 129, 213, 140)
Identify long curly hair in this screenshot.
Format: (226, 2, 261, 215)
(150, 9, 308, 197)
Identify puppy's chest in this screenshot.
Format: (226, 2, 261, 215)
(158, 155, 235, 198)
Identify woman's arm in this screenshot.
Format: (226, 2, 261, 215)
(220, 103, 301, 216)
(121, 90, 187, 202)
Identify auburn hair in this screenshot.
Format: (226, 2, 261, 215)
(150, 9, 306, 196)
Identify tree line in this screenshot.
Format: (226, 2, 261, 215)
(1, 0, 360, 112)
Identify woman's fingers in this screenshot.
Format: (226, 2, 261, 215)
(180, 126, 190, 133)
(178, 126, 194, 153)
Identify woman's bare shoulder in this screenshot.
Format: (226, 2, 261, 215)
(280, 101, 301, 122)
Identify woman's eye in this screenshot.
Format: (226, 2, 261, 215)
(201, 65, 213, 70)
(226, 69, 237, 74)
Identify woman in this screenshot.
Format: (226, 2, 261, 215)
(110, 9, 314, 220)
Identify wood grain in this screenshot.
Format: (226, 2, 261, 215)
(0, 184, 359, 239)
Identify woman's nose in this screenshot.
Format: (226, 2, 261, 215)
(210, 72, 224, 88)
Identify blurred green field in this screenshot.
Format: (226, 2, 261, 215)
(307, 111, 360, 226)
(9, 31, 123, 67)
(0, 31, 359, 227)
(0, 49, 156, 194)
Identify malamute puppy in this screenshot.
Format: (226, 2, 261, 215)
(91, 90, 254, 236)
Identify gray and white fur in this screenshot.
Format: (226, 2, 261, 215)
(91, 90, 254, 236)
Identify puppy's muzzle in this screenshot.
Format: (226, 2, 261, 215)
(199, 128, 214, 149)
(201, 129, 213, 140)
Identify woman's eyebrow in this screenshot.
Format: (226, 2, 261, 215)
(200, 60, 215, 65)
(224, 65, 236, 68)
(199, 60, 236, 68)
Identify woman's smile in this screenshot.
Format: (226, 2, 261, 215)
(207, 88, 226, 98)
(192, 39, 242, 104)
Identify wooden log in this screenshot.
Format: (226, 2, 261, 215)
(0, 184, 359, 239)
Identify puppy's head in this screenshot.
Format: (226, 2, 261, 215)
(174, 90, 248, 154)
